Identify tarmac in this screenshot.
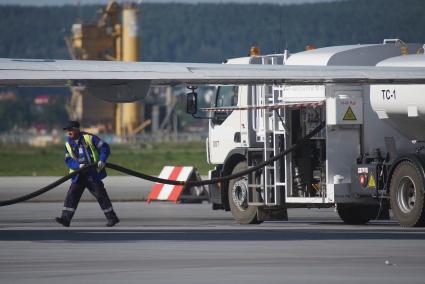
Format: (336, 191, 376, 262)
(1, 177, 425, 284)
(1, 202, 425, 284)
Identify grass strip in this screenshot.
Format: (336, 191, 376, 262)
(0, 141, 211, 176)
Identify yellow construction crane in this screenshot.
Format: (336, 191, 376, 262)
(66, 1, 144, 135)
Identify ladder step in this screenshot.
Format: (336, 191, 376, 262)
(248, 202, 265, 206)
(275, 182, 286, 186)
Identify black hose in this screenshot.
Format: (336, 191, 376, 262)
(0, 164, 96, 207)
(107, 121, 324, 186)
(0, 122, 325, 206)
(106, 163, 186, 186)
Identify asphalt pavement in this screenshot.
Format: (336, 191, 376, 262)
(1, 202, 425, 284)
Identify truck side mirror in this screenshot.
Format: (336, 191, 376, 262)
(186, 91, 198, 115)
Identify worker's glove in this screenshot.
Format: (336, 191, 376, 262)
(79, 164, 85, 168)
(97, 161, 106, 171)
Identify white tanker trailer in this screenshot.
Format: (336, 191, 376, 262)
(202, 41, 425, 227)
(370, 54, 425, 226)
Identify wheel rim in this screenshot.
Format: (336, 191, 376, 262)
(397, 176, 417, 214)
(232, 178, 248, 211)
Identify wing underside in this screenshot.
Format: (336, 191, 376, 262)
(1, 58, 425, 102)
(2, 58, 425, 86)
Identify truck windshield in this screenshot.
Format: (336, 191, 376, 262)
(213, 86, 238, 124)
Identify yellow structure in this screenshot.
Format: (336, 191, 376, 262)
(116, 3, 142, 135)
(67, 1, 142, 135)
(67, 1, 121, 60)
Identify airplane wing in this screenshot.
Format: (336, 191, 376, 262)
(1, 57, 425, 102)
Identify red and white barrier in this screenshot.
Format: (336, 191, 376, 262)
(147, 166, 195, 203)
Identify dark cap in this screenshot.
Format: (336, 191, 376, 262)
(63, 121, 80, 130)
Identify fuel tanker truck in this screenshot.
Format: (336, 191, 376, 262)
(201, 40, 425, 227)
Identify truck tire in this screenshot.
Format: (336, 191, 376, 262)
(390, 161, 425, 227)
(228, 161, 261, 224)
(337, 204, 379, 225)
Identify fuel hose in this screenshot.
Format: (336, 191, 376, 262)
(0, 122, 325, 207)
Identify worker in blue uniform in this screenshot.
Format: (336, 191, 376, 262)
(55, 121, 120, 227)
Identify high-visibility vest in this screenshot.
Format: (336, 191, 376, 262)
(65, 134, 100, 173)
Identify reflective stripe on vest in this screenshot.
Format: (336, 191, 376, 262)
(65, 142, 76, 174)
(65, 134, 100, 173)
(83, 134, 100, 163)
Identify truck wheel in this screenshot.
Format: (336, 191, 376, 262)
(228, 161, 261, 224)
(390, 161, 425, 227)
(337, 204, 379, 225)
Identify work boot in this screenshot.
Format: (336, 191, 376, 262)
(55, 217, 70, 227)
(106, 216, 120, 227)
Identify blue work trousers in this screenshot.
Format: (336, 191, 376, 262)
(61, 174, 117, 221)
